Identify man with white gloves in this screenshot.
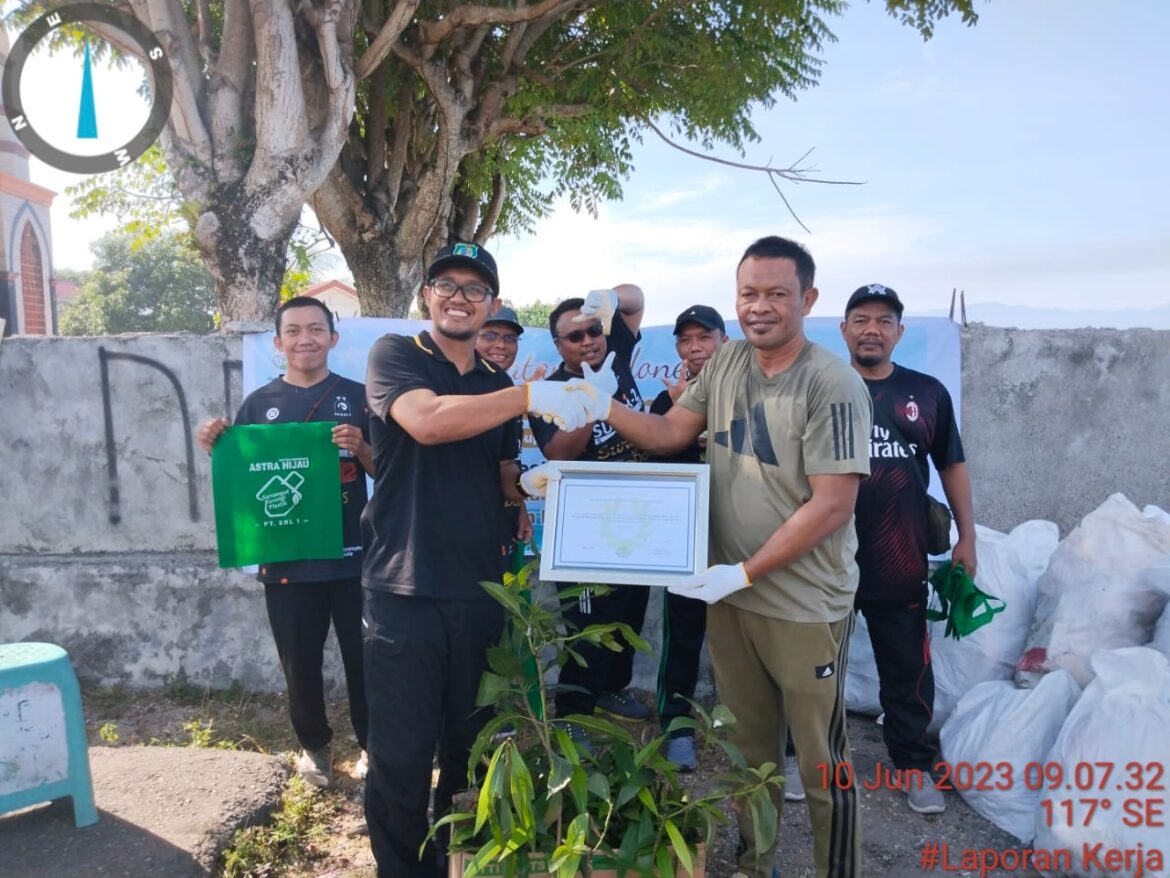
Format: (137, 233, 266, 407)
(360, 241, 611, 878)
(525, 284, 656, 725)
(526, 238, 872, 878)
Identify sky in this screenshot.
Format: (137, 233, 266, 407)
(15, 0, 1170, 328)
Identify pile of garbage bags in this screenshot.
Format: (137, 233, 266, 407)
(846, 493, 1170, 875)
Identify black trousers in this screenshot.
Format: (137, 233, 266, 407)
(555, 582, 649, 717)
(855, 597, 936, 771)
(263, 578, 367, 753)
(363, 590, 505, 878)
(656, 590, 707, 736)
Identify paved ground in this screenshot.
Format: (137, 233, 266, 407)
(0, 746, 288, 878)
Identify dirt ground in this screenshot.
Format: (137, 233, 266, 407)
(79, 683, 1034, 878)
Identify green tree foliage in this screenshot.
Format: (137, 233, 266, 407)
(506, 300, 557, 332)
(59, 231, 217, 335)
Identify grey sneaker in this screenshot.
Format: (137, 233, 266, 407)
(784, 754, 806, 801)
(665, 735, 698, 772)
(596, 689, 651, 720)
(907, 776, 946, 814)
(297, 747, 332, 788)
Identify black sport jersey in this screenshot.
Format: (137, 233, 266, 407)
(361, 332, 521, 599)
(528, 316, 647, 462)
(649, 389, 703, 465)
(854, 364, 965, 601)
(234, 373, 370, 584)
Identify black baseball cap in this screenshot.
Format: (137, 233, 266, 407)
(485, 306, 523, 335)
(427, 242, 500, 296)
(845, 283, 904, 317)
(673, 304, 726, 336)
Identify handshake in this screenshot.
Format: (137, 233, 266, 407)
(525, 351, 617, 433)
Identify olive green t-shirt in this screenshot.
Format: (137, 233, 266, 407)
(677, 340, 873, 622)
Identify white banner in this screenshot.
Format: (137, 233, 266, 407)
(244, 316, 962, 545)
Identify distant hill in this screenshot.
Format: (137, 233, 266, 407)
(915, 302, 1170, 330)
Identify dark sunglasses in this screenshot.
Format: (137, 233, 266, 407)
(556, 324, 604, 344)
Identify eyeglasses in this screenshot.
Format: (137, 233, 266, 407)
(479, 330, 519, 345)
(429, 278, 493, 303)
(555, 324, 604, 344)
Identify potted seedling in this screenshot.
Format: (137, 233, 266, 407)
(433, 560, 783, 878)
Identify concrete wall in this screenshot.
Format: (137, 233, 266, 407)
(1, 326, 1168, 690)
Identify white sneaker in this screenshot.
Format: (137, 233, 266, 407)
(297, 747, 333, 788)
(354, 750, 368, 780)
(784, 754, 805, 802)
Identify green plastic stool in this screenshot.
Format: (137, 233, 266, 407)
(0, 642, 98, 827)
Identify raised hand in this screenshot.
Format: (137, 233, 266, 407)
(667, 563, 751, 604)
(662, 368, 689, 403)
(572, 288, 618, 334)
(570, 351, 617, 422)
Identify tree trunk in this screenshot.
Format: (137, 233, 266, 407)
(195, 181, 296, 329)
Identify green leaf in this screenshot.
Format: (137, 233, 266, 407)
(663, 819, 695, 876)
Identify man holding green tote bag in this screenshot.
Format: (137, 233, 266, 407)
(198, 296, 373, 789)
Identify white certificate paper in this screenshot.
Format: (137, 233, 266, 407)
(540, 463, 709, 586)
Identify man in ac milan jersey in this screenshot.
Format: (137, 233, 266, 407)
(840, 284, 977, 816)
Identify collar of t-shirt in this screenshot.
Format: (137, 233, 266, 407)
(416, 330, 499, 376)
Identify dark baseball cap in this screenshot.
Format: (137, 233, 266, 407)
(427, 242, 500, 296)
(673, 304, 726, 336)
(845, 283, 904, 317)
(485, 305, 523, 335)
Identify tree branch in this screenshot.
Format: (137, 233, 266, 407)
(473, 171, 507, 242)
(194, 0, 218, 67)
(208, 0, 252, 182)
(418, 0, 575, 47)
(356, 0, 421, 80)
(248, 0, 309, 179)
(642, 118, 862, 232)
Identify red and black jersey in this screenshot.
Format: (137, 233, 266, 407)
(854, 364, 965, 601)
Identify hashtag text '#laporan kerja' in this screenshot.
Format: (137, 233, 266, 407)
(919, 843, 1164, 877)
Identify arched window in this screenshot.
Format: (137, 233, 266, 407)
(20, 222, 46, 335)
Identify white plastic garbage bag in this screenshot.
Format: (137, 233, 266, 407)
(845, 610, 882, 715)
(939, 671, 1081, 842)
(929, 519, 1059, 731)
(1035, 647, 1170, 877)
(1015, 495, 1170, 688)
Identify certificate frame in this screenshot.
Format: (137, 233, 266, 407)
(538, 461, 709, 587)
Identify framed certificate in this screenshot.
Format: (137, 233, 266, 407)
(538, 461, 709, 586)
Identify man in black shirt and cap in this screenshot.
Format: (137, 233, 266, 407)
(360, 242, 600, 878)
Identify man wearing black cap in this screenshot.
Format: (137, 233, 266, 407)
(647, 305, 727, 771)
(360, 242, 603, 878)
(840, 283, 977, 816)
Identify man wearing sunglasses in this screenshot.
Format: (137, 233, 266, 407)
(360, 243, 601, 878)
(528, 284, 654, 729)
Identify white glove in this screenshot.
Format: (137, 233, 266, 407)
(667, 563, 752, 604)
(527, 380, 591, 432)
(573, 288, 618, 334)
(519, 462, 558, 499)
(565, 351, 617, 422)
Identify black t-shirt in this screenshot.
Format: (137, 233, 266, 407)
(361, 331, 521, 599)
(854, 364, 965, 601)
(649, 389, 703, 465)
(528, 316, 647, 462)
(234, 373, 370, 584)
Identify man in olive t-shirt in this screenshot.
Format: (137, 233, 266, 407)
(577, 236, 873, 878)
